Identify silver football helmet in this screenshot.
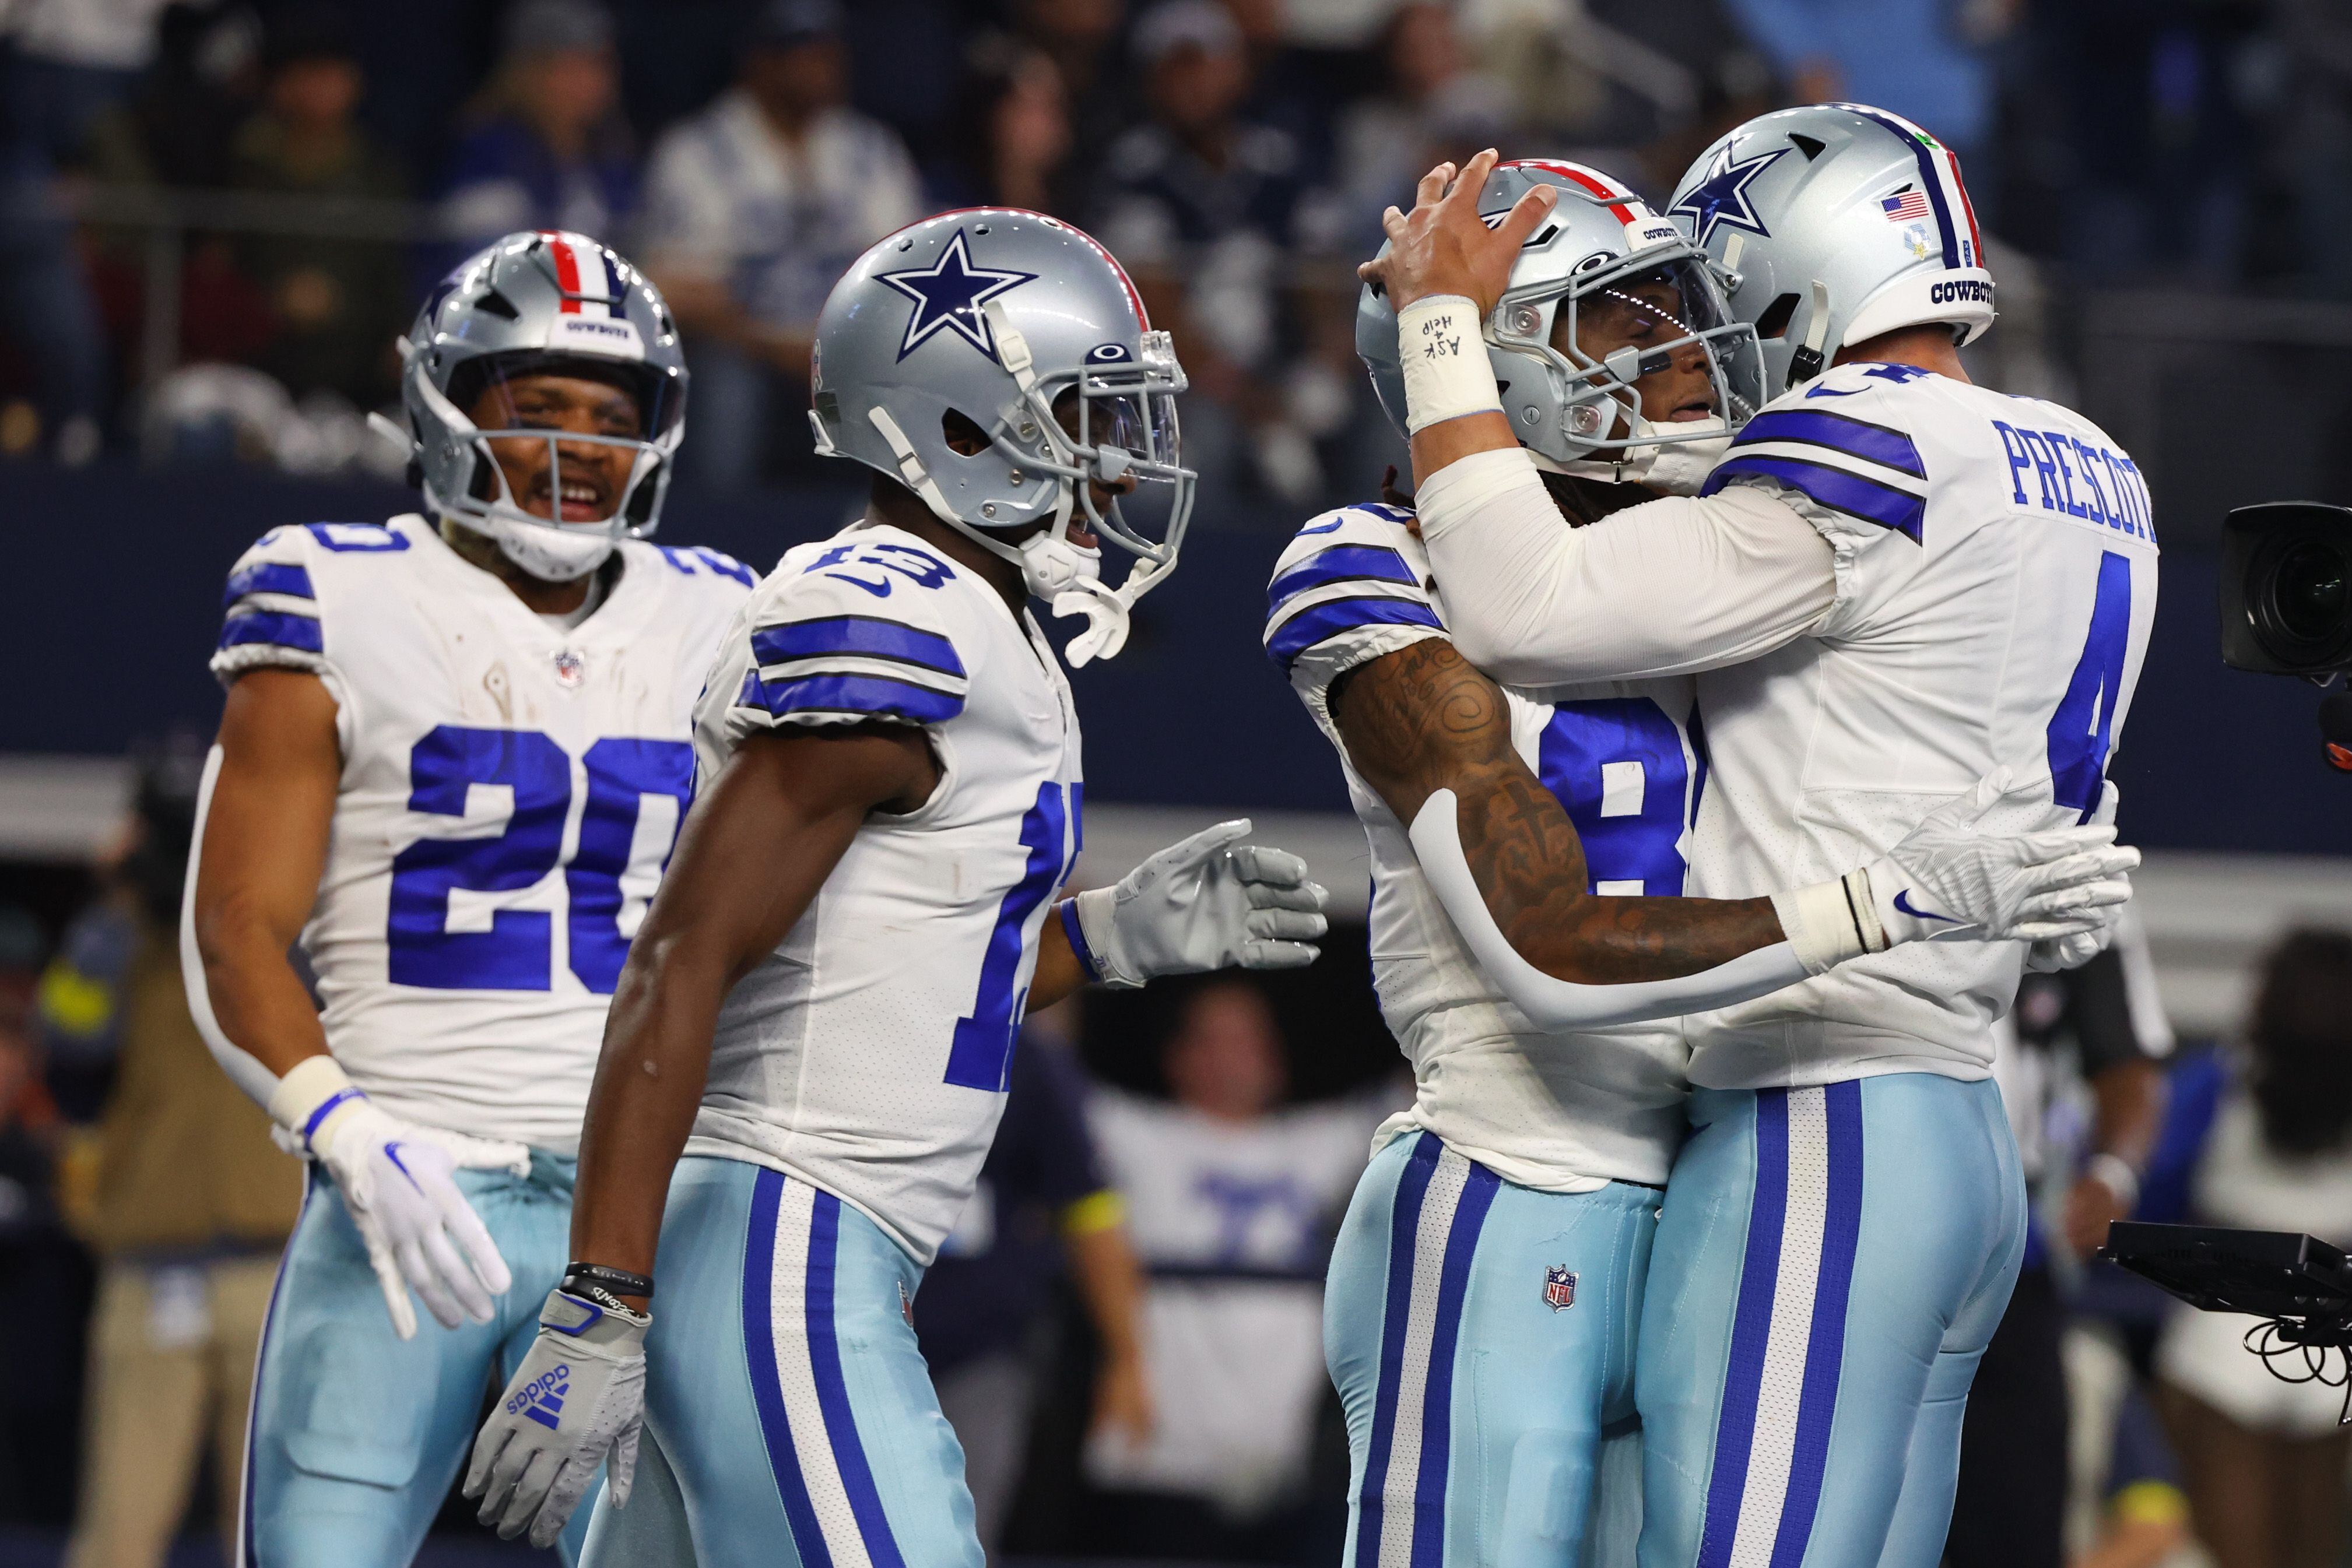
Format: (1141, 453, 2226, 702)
(809, 209, 1194, 665)
(1358, 158, 1764, 488)
(371, 230, 687, 582)
(1668, 104, 1995, 397)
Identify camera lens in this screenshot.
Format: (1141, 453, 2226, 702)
(2275, 541, 2349, 642)
(2252, 533, 2352, 667)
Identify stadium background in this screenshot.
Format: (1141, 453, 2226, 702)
(3, 0, 2352, 1563)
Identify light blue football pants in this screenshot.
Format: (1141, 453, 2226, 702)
(243, 1154, 594, 1566)
(581, 1155, 981, 1568)
(1635, 1076, 2027, 1568)
(1326, 1130, 1657, 1568)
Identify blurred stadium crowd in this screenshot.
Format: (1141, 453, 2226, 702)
(4, 0, 2352, 508)
(6, 1, 2352, 1566)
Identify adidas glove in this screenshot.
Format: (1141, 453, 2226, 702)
(465, 1289, 647, 1548)
(1771, 768, 2139, 976)
(268, 1056, 525, 1339)
(1063, 819, 1329, 988)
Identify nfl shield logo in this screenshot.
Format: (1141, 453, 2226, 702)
(1544, 1266, 1578, 1312)
(553, 649, 585, 688)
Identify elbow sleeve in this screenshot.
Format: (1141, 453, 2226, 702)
(1407, 789, 1810, 1031)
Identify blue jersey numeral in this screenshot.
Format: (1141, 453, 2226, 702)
(2048, 551, 2132, 820)
(567, 737, 696, 992)
(387, 726, 691, 992)
(943, 781, 1081, 1091)
(389, 727, 571, 989)
(1536, 698, 1691, 895)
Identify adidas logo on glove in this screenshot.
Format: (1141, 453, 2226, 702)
(505, 1363, 573, 1430)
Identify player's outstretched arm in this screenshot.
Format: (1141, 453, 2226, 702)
(1334, 640, 2140, 1032)
(1335, 638, 1786, 984)
(468, 722, 935, 1548)
(1033, 820, 1330, 1010)
(189, 669, 522, 1339)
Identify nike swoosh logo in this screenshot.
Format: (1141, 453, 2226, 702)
(383, 1141, 423, 1189)
(1893, 890, 1960, 924)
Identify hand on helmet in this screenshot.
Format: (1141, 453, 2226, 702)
(1359, 148, 1558, 315)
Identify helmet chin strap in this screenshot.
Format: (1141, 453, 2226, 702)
(1546, 411, 1732, 497)
(865, 403, 1134, 667)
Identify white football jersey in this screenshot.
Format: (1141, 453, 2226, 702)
(211, 514, 754, 1152)
(1683, 361, 2160, 1088)
(683, 520, 1084, 1265)
(1265, 503, 1694, 1190)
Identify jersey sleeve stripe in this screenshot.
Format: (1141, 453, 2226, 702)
(739, 670, 966, 725)
(1265, 595, 1444, 669)
(222, 561, 315, 607)
(1731, 410, 1925, 478)
(750, 616, 966, 678)
(1267, 545, 1420, 617)
(217, 609, 324, 655)
(1703, 455, 1926, 544)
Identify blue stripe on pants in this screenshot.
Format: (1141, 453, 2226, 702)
(1698, 1091, 1790, 1568)
(1355, 1134, 1441, 1567)
(807, 1190, 908, 1568)
(1413, 1166, 1500, 1568)
(1773, 1083, 1864, 1568)
(1638, 1077, 2023, 1568)
(743, 1169, 833, 1566)
(1329, 1133, 1658, 1568)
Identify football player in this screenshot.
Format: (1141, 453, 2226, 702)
(1272, 160, 2137, 1567)
(459, 209, 1331, 1565)
(1363, 120, 2160, 1567)
(183, 231, 753, 1566)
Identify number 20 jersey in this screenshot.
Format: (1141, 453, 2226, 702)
(683, 521, 1084, 1266)
(1266, 504, 1695, 1191)
(1683, 361, 2160, 1089)
(211, 515, 754, 1153)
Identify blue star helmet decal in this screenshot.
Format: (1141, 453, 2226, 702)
(1670, 143, 1789, 250)
(877, 229, 1039, 364)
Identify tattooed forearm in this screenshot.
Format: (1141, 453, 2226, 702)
(1333, 638, 1785, 984)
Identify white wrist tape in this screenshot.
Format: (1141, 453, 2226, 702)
(1396, 295, 1502, 434)
(1769, 872, 1888, 977)
(267, 1054, 367, 1153)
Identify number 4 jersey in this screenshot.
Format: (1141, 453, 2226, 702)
(1684, 360, 2160, 1088)
(683, 521, 1084, 1265)
(1265, 503, 1695, 1191)
(211, 514, 754, 1152)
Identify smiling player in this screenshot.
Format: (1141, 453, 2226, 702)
(185, 231, 753, 1566)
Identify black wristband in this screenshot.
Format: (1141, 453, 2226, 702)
(563, 1261, 654, 1300)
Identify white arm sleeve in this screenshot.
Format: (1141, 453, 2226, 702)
(1408, 789, 1811, 1031)
(1413, 446, 1840, 687)
(178, 743, 282, 1109)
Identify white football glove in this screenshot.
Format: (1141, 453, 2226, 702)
(2027, 780, 2126, 972)
(1066, 819, 1329, 988)
(466, 1288, 647, 1548)
(268, 1056, 525, 1340)
(1866, 767, 2138, 947)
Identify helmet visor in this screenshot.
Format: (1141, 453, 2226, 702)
(1072, 371, 1189, 556)
(1500, 252, 1765, 444)
(448, 353, 681, 532)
